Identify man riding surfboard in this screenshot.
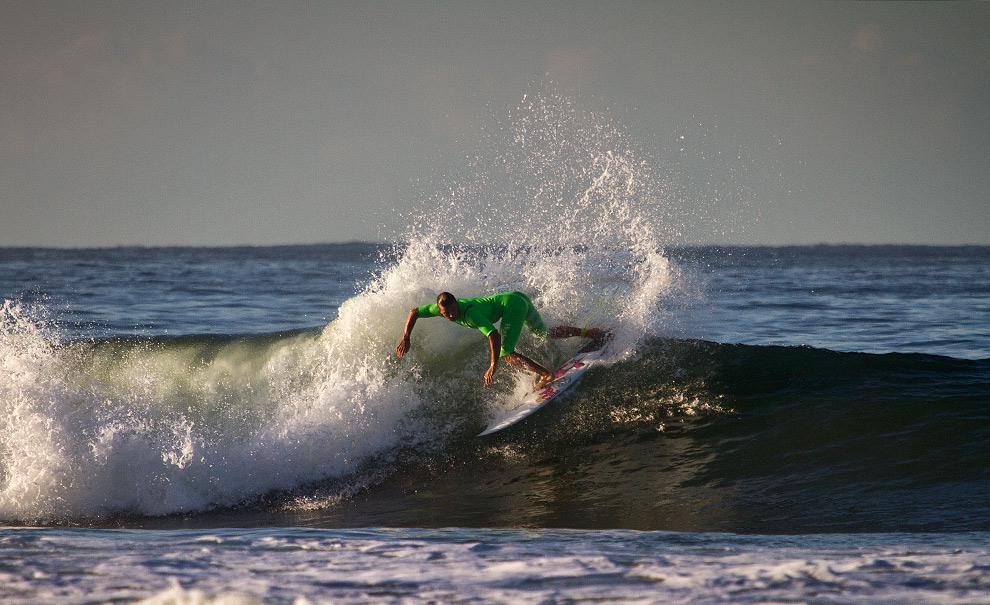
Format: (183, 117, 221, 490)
(396, 291, 602, 389)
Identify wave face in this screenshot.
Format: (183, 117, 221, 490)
(281, 338, 987, 534)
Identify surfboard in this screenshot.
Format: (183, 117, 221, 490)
(478, 334, 611, 436)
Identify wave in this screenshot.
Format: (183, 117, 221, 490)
(3, 296, 986, 532)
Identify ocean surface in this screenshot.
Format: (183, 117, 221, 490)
(2, 101, 989, 602)
(2, 243, 988, 603)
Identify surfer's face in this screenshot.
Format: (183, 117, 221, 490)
(439, 302, 458, 322)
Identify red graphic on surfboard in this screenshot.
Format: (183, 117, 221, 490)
(535, 361, 585, 402)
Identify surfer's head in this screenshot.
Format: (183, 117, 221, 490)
(437, 292, 459, 321)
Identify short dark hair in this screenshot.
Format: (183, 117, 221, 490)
(437, 292, 456, 308)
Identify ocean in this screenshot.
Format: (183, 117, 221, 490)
(2, 101, 989, 602)
(2, 243, 987, 603)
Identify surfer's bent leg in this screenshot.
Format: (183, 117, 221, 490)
(547, 326, 606, 340)
(512, 293, 603, 342)
(520, 294, 548, 338)
(499, 293, 553, 389)
(498, 293, 531, 357)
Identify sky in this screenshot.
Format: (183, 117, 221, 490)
(1, 1, 987, 247)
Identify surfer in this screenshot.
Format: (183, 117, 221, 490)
(396, 291, 603, 389)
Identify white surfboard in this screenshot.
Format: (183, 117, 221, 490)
(478, 335, 611, 436)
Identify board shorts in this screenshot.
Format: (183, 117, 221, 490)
(497, 291, 547, 357)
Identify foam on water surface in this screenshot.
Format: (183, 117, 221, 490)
(3, 528, 990, 604)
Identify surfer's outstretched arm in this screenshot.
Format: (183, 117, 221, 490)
(396, 308, 419, 357)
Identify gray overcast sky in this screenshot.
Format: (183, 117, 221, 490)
(2, 1, 987, 247)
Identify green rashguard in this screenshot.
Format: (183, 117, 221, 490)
(416, 291, 548, 357)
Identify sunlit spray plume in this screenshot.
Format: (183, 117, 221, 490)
(0, 301, 68, 521)
(392, 93, 678, 352)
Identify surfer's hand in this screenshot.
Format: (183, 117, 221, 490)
(484, 364, 496, 385)
(396, 337, 410, 358)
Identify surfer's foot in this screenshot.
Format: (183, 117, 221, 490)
(534, 372, 554, 391)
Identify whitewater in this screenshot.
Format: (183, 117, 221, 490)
(1, 95, 988, 602)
